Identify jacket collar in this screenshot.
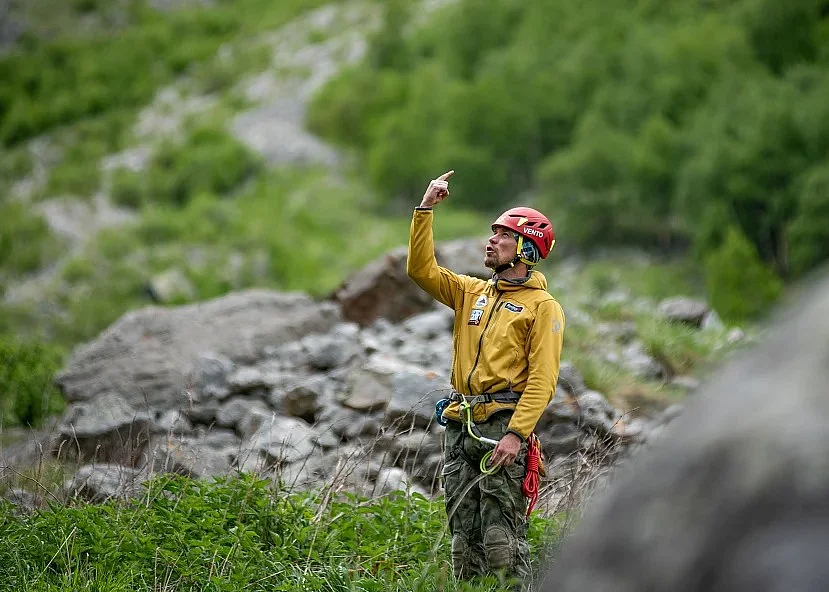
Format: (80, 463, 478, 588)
(489, 270, 548, 292)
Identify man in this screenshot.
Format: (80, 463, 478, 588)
(407, 170, 565, 587)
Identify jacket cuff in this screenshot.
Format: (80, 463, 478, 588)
(415, 206, 433, 211)
(506, 428, 527, 442)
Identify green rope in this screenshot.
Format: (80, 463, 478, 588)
(459, 401, 501, 475)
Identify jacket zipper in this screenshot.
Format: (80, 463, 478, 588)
(466, 291, 504, 395)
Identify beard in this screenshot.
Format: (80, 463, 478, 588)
(484, 251, 502, 269)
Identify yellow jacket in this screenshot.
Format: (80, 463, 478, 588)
(406, 208, 565, 440)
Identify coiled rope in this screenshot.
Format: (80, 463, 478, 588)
(522, 433, 542, 518)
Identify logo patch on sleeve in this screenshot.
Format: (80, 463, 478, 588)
(468, 309, 484, 325)
(474, 294, 488, 307)
(504, 302, 524, 313)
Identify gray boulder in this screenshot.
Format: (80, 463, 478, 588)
(149, 430, 240, 479)
(243, 416, 316, 465)
(657, 296, 710, 328)
(54, 393, 155, 465)
(542, 270, 829, 592)
(62, 464, 150, 502)
(55, 290, 341, 410)
(332, 238, 486, 327)
(332, 246, 434, 326)
(3, 488, 42, 514)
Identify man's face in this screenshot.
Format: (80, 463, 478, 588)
(485, 226, 518, 269)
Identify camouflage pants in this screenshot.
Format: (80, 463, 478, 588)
(442, 412, 530, 586)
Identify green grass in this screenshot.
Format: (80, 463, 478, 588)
(0, 473, 562, 591)
(567, 256, 704, 304)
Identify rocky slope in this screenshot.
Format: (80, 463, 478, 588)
(1, 239, 734, 514)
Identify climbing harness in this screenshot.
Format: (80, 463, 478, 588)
(458, 399, 501, 447)
(522, 433, 543, 518)
(453, 390, 519, 474)
(458, 399, 501, 474)
(445, 390, 546, 514)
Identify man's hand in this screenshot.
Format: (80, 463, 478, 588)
(490, 432, 522, 467)
(420, 170, 454, 208)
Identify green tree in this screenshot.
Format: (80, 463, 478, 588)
(738, 0, 824, 74)
(788, 164, 829, 275)
(677, 72, 807, 273)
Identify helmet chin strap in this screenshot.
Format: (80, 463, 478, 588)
(493, 232, 533, 273)
(493, 234, 528, 274)
(494, 257, 520, 274)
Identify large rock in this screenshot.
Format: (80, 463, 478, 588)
(542, 270, 829, 592)
(55, 290, 341, 410)
(332, 238, 487, 326)
(3, 488, 42, 515)
(149, 430, 240, 478)
(657, 297, 710, 328)
(342, 353, 449, 428)
(53, 393, 155, 465)
(332, 246, 433, 326)
(242, 416, 317, 466)
(62, 464, 150, 502)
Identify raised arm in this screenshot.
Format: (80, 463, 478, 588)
(406, 171, 467, 309)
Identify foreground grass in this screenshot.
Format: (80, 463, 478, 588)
(0, 473, 561, 592)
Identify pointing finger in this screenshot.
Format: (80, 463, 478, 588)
(437, 170, 455, 181)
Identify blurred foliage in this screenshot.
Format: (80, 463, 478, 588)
(110, 126, 262, 208)
(0, 201, 64, 279)
(704, 226, 783, 322)
(308, 0, 829, 311)
(0, 335, 66, 427)
(787, 162, 829, 276)
(0, 0, 332, 147)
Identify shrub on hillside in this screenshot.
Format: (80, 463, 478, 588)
(704, 226, 783, 323)
(111, 127, 262, 208)
(0, 336, 65, 427)
(0, 201, 63, 277)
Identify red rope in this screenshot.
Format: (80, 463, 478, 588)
(522, 433, 541, 519)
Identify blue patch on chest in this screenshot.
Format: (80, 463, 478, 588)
(504, 302, 524, 313)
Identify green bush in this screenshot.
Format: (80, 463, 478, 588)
(705, 226, 783, 323)
(0, 336, 65, 427)
(39, 110, 133, 199)
(0, 201, 63, 277)
(0, 147, 33, 192)
(111, 127, 262, 208)
(0, 14, 235, 146)
(638, 317, 708, 377)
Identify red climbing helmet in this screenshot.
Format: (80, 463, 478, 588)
(492, 207, 556, 259)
